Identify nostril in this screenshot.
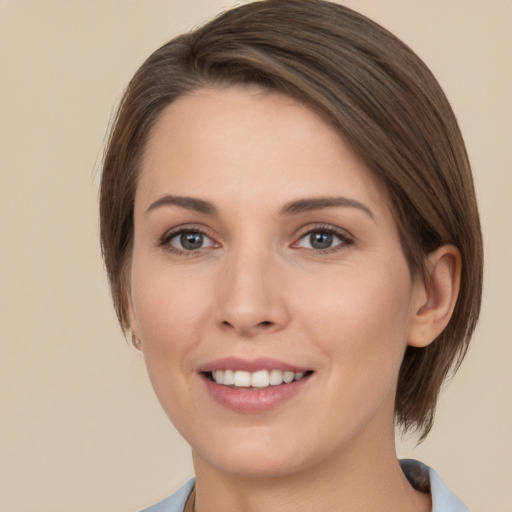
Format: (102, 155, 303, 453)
(218, 318, 277, 335)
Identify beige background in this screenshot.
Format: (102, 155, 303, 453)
(0, 1, 510, 511)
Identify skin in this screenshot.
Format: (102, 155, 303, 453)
(128, 86, 460, 512)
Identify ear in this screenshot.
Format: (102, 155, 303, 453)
(408, 245, 461, 348)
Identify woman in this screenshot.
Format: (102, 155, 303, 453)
(100, 1, 482, 510)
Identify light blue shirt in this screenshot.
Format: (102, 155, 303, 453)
(141, 459, 469, 512)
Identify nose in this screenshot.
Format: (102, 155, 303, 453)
(215, 245, 290, 338)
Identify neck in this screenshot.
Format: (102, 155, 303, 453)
(191, 426, 430, 512)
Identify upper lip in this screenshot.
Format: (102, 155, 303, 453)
(197, 356, 311, 373)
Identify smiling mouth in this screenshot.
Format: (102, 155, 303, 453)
(204, 369, 313, 389)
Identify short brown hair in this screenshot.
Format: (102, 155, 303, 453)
(100, 0, 483, 438)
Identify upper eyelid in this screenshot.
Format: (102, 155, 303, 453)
(294, 223, 354, 240)
(160, 224, 215, 242)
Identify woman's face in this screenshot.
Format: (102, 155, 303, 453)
(129, 86, 425, 478)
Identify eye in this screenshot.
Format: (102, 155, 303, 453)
(162, 229, 217, 253)
(295, 227, 352, 251)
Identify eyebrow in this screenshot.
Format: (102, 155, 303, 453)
(146, 195, 218, 215)
(145, 194, 374, 220)
(279, 196, 375, 219)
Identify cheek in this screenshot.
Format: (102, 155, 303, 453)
(301, 263, 413, 377)
(130, 262, 213, 373)
(129, 266, 212, 428)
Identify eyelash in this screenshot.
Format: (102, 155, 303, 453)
(159, 226, 218, 256)
(293, 225, 354, 253)
(159, 224, 354, 255)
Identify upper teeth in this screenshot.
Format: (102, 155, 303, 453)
(212, 369, 306, 388)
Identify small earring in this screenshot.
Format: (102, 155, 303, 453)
(131, 331, 142, 349)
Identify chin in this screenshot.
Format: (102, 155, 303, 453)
(194, 448, 309, 480)
(188, 423, 340, 481)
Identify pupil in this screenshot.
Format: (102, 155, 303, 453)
(310, 232, 332, 249)
(181, 232, 203, 250)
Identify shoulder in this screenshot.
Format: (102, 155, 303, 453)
(140, 479, 195, 512)
(400, 459, 470, 512)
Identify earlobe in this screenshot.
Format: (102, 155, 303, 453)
(127, 292, 143, 351)
(408, 245, 461, 348)
(131, 331, 143, 350)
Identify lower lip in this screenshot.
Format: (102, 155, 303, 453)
(201, 374, 311, 412)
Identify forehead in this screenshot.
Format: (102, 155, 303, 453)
(137, 86, 391, 219)
(142, 86, 336, 170)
